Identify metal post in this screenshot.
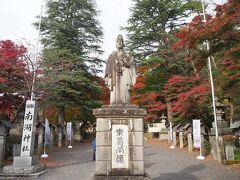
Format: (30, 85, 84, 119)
(30, 5, 43, 101)
(201, 0, 220, 161)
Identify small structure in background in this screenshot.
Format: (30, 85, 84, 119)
(49, 123, 57, 149)
(0, 119, 13, 168)
(209, 99, 233, 162)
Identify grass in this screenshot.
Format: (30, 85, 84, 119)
(234, 149, 240, 160)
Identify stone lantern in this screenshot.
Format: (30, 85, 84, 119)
(211, 98, 232, 135)
(159, 114, 168, 141)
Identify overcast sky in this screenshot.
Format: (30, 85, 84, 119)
(0, 0, 132, 60)
(0, 0, 226, 60)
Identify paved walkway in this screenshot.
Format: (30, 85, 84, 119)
(8, 141, 240, 180)
(145, 141, 240, 180)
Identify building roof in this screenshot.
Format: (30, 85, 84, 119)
(0, 120, 13, 128)
(230, 121, 240, 129)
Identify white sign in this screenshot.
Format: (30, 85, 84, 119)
(20, 100, 37, 156)
(112, 125, 129, 169)
(193, 119, 201, 148)
(67, 122, 72, 141)
(148, 123, 163, 133)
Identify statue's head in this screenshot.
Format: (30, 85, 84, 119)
(116, 34, 124, 49)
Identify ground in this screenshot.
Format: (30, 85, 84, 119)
(3, 140, 240, 180)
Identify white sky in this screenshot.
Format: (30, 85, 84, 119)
(0, 0, 132, 60)
(0, 0, 226, 60)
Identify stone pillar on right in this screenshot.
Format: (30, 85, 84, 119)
(209, 99, 232, 161)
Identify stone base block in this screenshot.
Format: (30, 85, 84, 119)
(91, 175, 151, 180)
(13, 156, 39, 166)
(3, 164, 45, 174)
(159, 133, 168, 141)
(211, 128, 232, 135)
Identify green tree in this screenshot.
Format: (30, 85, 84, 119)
(35, 0, 103, 123)
(125, 0, 201, 122)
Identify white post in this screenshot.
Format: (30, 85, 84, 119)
(67, 122, 72, 148)
(31, 5, 43, 101)
(170, 122, 175, 149)
(201, 0, 220, 162)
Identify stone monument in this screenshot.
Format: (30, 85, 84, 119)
(3, 100, 45, 175)
(93, 35, 149, 180)
(209, 99, 232, 161)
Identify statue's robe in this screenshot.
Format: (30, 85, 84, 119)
(105, 51, 136, 104)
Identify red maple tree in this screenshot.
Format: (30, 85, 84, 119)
(0, 40, 30, 120)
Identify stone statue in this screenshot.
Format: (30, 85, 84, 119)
(105, 35, 136, 105)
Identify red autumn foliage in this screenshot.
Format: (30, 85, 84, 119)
(164, 75, 210, 118)
(0, 40, 30, 118)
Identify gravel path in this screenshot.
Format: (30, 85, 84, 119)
(9, 141, 240, 180)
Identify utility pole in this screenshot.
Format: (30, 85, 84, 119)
(30, 5, 43, 101)
(200, 0, 220, 162)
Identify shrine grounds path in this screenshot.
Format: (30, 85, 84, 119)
(12, 140, 240, 180)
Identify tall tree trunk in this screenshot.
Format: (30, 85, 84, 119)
(167, 100, 173, 123)
(58, 106, 65, 124)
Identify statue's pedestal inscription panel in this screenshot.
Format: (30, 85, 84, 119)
(112, 125, 129, 169)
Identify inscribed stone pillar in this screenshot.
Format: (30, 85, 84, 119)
(0, 136, 6, 167)
(179, 132, 184, 148)
(187, 133, 193, 152)
(3, 100, 45, 174)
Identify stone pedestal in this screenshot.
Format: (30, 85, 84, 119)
(209, 106, 233, 161)
(0, 136, 6, 167)
(58, 132, 62, 147)
(187, 133, 193, 152)
(179, 132, 184, 148)
(37, 133, 43, 153)
(225, 145, 235, 160)
(167, 130, 171, 143)
(93, 105, 149, 179)
(159, 129, 168, 141)
(73, 129, 82, 141)
(49, 132, 54, 150)
(173, 131, 177, 147)
(209, 135, 225, 161)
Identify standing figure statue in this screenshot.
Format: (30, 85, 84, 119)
(105, 35, 136, 105)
